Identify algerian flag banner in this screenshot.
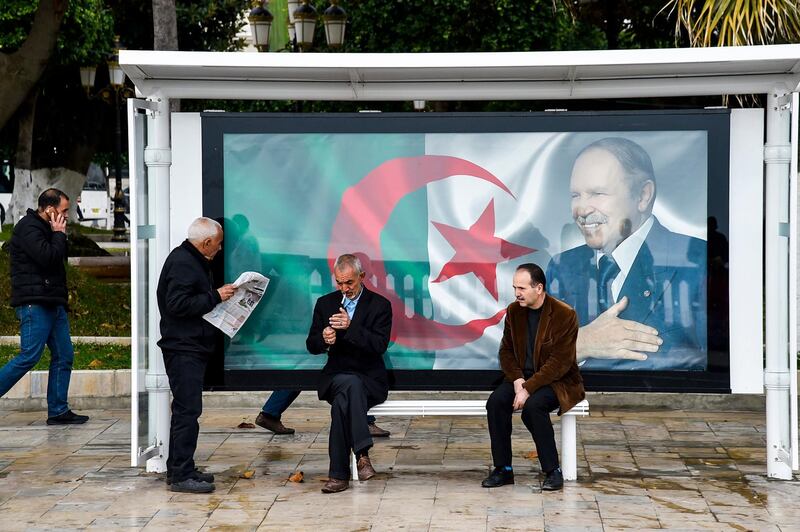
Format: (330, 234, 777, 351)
(222, 128, 708, 372)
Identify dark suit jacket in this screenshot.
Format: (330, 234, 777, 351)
(547, 218, 707, 371)
(499, 295, 585, 414)
(306, 286, 392, 403)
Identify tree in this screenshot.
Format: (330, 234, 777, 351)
(663, 0, 800, 46)
(1, 0, 249, 223)
(0, 0, 67, 132)
(2, 0, 114, 223)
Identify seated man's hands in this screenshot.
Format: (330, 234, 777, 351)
(512, 378, 530, 411)
(323, 326, 337, 346)
(217, 284, 236, 301)
(329, 307, 350, 330)
(576, 296, 661, 362)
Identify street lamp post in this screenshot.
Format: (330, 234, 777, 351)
(107, 45, 130, 242)
(80, 39, 132, 242)
(248, 0, 347, 54)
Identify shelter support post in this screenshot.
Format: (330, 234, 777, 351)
(144, 93, 172, 473)
(765, 85, 794, 479)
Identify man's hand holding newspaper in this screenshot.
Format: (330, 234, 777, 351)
(203, 271, 270, 338)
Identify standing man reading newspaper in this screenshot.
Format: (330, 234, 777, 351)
(157, 217, 236, 493)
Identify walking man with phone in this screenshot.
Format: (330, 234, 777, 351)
(0, 188, 89, 425)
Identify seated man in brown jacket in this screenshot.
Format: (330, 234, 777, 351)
(483, 263, 585, 491)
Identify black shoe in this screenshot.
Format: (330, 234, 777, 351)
(166, 469, 214, 485)
(542, 467, 564, 491)
(481, 467, 514, 488)
(170, 478, 215, 493)
(255, 412, 295, 435)
(46, 410, 89, 425)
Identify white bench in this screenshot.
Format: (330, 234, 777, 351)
(351, 398, 589, 481)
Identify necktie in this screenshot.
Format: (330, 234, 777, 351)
(344, 298, 355, 319)
(597, 255, 620, 313)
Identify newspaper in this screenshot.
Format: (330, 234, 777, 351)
(203, 271, 270, 338)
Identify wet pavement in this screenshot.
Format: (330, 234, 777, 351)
(1, 403, 799, 531)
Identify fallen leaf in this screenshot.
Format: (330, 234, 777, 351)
(288, 471, 304, 483)
(240, 470, 255, 479)
(88, 359, 103, 368)
(525, 450, 538, 460)
(237, 422, 255, 429)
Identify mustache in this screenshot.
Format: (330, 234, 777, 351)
(576, 213, 608, 226)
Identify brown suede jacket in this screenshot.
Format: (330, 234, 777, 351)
(498, 294, 585, 414)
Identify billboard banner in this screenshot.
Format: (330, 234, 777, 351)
(203, 111, 730, 392)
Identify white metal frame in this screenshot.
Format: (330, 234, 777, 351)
(121, 45, 800, 479)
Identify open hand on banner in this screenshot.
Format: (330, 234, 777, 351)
(576, 296, 662, 362)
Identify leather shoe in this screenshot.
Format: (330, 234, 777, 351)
(481, 467, 514, 488)
(321, 477, 349, 493)
(166, 469, 214, 485)
(368, 422, 390, 437)
(542, 467, 564, 491)
(46, 410, 89, 425)
(170, 478, 215, 493)
(255, 412, 295, 435)
(356, 455, 376, 481)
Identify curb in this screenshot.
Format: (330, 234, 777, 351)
(0, 336, 131, 346)
(0, 369, 772, 413)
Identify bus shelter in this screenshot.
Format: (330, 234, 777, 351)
(120, 45, 800, 479)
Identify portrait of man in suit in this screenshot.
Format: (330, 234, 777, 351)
(546, 137, 707, 371)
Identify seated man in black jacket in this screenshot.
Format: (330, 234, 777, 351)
(307, 254, 392, 494)
(0, 188, 89, 425)
(157, 217, 236, 494)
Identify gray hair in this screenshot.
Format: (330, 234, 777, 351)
(187, 217, 222, 242)
(334, 253, 363, 274)
(577, 137, 657, 198)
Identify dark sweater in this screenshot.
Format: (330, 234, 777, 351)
(156, 240, 222, 354)
(9, 208, 68, 307)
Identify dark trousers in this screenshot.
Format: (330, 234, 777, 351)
(324, 373, 382, 480)
(262, 389, 301, 419)
(486, 381, 561, 473)
(262, 389, 377, 424)
(163, 350, 208, 483)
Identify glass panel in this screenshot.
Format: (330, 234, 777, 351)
(128, 100, 153, 464)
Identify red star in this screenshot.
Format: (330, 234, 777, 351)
(431, 199, 536, 300)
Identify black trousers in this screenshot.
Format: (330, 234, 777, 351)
(163, 350, 208, 483)
(486, 381, 561, 473)
(324, 373, 382, 480)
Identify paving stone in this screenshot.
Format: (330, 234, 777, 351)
(0, 405, 797, 530)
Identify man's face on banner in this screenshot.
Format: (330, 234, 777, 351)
(570, 148, 644, 253)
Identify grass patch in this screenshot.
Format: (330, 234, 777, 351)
(0, 343, 131, 370)
(0, 223, 114, 241)
(0, 248, 131, 336)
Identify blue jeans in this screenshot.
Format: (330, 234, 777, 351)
(262, 389, 376, 424)
(0, 305, 74, 417)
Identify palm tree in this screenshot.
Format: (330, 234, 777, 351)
(662, 0, 800, 46)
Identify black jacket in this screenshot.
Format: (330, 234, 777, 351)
(9, 208, 68, 307)
(306, 286, 392, 403)
(157, 240, 222, 354)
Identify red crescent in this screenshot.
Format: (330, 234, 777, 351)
(328, 155, 513, 350)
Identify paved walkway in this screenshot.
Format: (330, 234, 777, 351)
(1, 404, 799, 531)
